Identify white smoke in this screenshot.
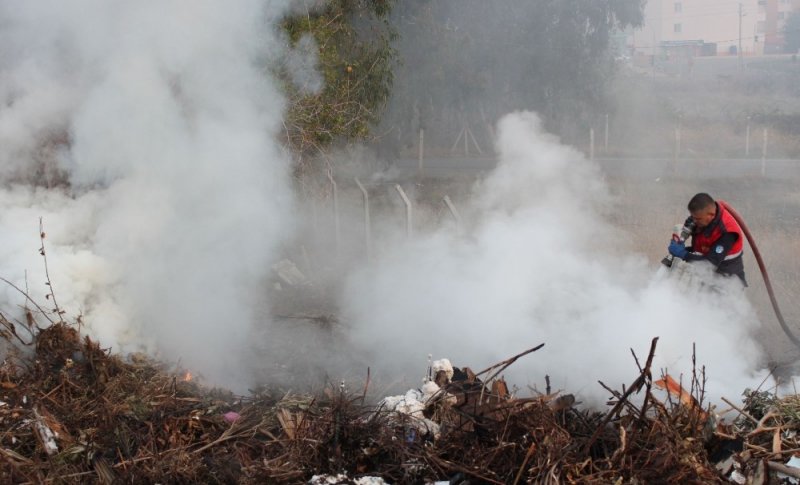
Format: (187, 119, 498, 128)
(342, 111, 764, 404)
(0, 1, 295, 388)
(284, 33, 324, 95)
(0, 2, 767, 404)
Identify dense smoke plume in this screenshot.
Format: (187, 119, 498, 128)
(0, 1, 771, 404)
(343, 111, 764, 404)
(0, 1, 295, 388)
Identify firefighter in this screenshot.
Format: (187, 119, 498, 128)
(668, 192, 747, 286)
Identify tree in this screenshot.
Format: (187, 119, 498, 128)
(280, 0, 397, 172)
(378, 0, 645, 154)
(785, 12, 800, 54)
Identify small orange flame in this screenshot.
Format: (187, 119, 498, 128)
(183, 371, 192, 382)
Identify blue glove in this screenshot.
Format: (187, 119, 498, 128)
(668, 240, 688, 259)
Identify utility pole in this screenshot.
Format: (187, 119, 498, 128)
(739, 3, 743, 70)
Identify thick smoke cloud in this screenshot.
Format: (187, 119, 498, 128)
(343, 111, 763, 404)
(0, 1, 768, 404)
(0, 1, 294, 388)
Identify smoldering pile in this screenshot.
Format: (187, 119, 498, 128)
(0, 317, 796, 485)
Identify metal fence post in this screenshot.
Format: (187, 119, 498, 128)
(442, 195, 461, 230)
(327, 169, 340, 252)
(355, 177, 372, 260)
(745, 116, 751, 157)
(418, 128, 424, 177)
(395, 184, 412, 238)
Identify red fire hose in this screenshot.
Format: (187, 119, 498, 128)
(718, 200, 800, 349)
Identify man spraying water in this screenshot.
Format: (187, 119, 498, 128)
(666, 193, 747, 286)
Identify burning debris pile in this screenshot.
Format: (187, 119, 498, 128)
(0, 322, 796, 484)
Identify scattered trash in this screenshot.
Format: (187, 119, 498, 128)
(431, 358, 453, 381)
(729, 469, 746, 484)
(309, 473, 348, 484)
(309, 474, 388, 485)
(222, 411, 241, 423)
(380, 387, 441, 439)
(775, 455, 800, 484)
(31, 408, 59, 456)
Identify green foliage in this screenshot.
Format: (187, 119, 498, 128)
(277, 0, 647, 162)
(785, 12, 800, 54)
(280, 0, 397, 164)
(740, 388, 778, 422)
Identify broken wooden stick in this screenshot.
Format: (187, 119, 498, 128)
(476, 343, 545, 378)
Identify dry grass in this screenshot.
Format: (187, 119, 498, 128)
(0, 325, 729, 484)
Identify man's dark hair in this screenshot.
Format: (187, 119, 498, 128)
(688, 193, 715, 213)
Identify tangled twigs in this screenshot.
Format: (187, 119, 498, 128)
(0, 311, 33, 346)
(0, 276, 54, 326)
(512, 441, 537, 485)
(583, 336, 659, 455)
(0, 219, 67, 339)
(0, 325, 735, 483)
(721, 396, 759, 425)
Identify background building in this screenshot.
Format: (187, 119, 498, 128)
(764, 0, 800, 53)
(630, 0, 799, 59)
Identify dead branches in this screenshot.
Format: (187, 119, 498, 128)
(37, 218, 64, 323)
(0, 323, 793, 483)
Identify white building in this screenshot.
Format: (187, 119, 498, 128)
(633, 0, 768, 57)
